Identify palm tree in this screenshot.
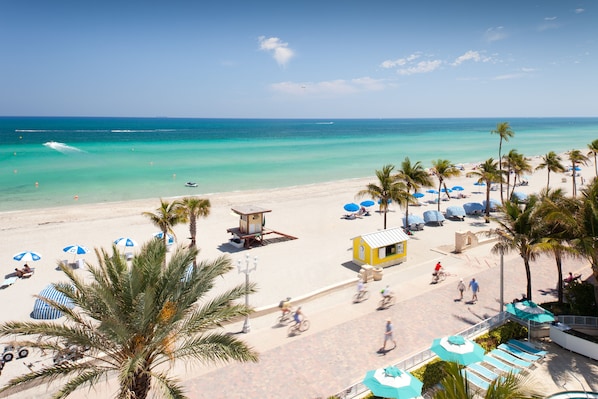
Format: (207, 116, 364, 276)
(395, 157, 434, 227)
(430, 159, 461, 212)
(433, 361, 540, 399)
(143, 199, 185, 247)
(491, 196, 543, 301)
(491, 122, 515, 203)
(535, 151, 566, 190)
(535, 188, 578, 304)
(566, 149, 589, 197)
(571, 178, 598, 279)
(587, 139, 598, 177)
(507, 151, 532, 199)
(357, 164, 409, 229)
(178, 196, 211, 252)
(0, 239, 258, 399)
(468, 158, 503, 222)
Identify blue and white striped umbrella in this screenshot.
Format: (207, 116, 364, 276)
(153, 232, 175, 245)
(13, 251, 42, 262)
(32, 285, 74, 320)
(62, 245, 90, 255)
(113, 237, 138, 248)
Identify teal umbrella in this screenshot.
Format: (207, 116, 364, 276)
(430, 335, 485, 365)
(363, 366, 423, 399)
(506, 300, 555, 340)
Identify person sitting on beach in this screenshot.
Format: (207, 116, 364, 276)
(22, 264, 32, 274)
(14, 268, 24, 278)
(565, 272, 574, 283)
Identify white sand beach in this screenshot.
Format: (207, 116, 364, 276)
(0, 153, 596, 397)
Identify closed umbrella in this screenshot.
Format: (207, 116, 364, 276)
(363, 366, 423, 399)
(32, 285, 75, 320)
(430, 335, 485, 365)
(13, 251, 42, 262)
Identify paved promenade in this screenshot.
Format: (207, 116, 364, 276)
(177, 246, 592, 399)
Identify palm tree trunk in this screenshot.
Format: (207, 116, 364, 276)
(130, 369, 151, 399)
(555, 251, 563, 304)
(524, 258, 532, 301)
(499, 140, 504, 203)
(546, 170, 550, 191)
(485, 185, 491, 223)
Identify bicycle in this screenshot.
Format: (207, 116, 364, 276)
(352, 289, 370, 303)
(431, 270, 447, 284)
(275, 309, 294, 325)
(378, 294, 396, 309)
(287, 319, 310, 336)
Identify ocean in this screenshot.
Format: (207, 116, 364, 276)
(1, 117, 597, 212)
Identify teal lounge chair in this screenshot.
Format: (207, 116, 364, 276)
(506, 339, 548, 357)
(491, 349, 533, 369)
(498, 343, 541, 362)
(483, 355, 521, 375)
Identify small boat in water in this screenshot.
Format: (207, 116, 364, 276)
(185, 182, 198, 188)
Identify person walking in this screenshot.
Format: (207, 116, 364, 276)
(381, 318, 396, 351)
(469, 278, 479, 302)
(457, 278, 465, 300)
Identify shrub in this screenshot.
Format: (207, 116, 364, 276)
(474, 321, 527, 351)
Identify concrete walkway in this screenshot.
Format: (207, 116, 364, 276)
(177, 245, 593, 399)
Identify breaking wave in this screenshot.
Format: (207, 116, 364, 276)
(43, 141, 85, 154)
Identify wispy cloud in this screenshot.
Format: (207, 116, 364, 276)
(575, 8, 585, 14)
(380, 53, 442, 75)
(380, 53, 421, 69)
(258, 36, 295, 67)
(545, 16, 557, 21)
(451, 50, 492, 66)
(484, 26, 507, 42)
(270, 77, 387, 95)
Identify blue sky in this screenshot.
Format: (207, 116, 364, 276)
(1, 1, 595, 118)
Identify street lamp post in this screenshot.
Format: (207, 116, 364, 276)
(237, 254, 258, 334)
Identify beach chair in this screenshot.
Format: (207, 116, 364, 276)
(467, 362, 499, 382)
(1, 276, 18, 289)
(506, 339, 548, 357)
(483, 355, 521, 375)
(498, 343, 541, 363)
(465, 370, 490, 391)
(490, 348, 533, 369)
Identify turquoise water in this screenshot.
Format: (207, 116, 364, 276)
(1, 117, 598, 212)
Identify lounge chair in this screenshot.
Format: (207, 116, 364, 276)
(498, 343, 541, 362)
(483, 355, 521, 375)
(1, 276, 18, 289)
(506, 339, 548, 357)
(467, 362, 499, 382)
(465, 370, 490, 390)
(490, 349, 533, 369)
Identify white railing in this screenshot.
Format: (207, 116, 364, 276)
(558, 315, 598, 329)
(332, 312, 510, 399)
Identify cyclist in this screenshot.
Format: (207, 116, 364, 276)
(380, 285, 392, 299)
(293, 306, 303, 326)
(357, 279, 365, 294)
(433, 261, 442, 276)
(280, 297, 292, 317)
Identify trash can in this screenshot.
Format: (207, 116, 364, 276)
(373, 267, 383, 281)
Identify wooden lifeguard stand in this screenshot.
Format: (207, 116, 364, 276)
(227, 205, 296, 248)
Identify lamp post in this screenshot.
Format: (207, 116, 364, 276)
(237, 254, 257, 333)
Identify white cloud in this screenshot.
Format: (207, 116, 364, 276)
(452, 50, 492, 66)
(258, 36, 295, 67)
(270, 77, 387, 95)
(397, 60, 442, 75)
(575, 8, 585, 14)
(380, 53, 421, 69)
(545, 16, 557, 21)
(492, 73, 524, 80)
(484, 26, 506, 42)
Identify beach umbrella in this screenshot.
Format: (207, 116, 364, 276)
(363, 366, 423, 399)
(430, 335, 485, 366)
(426, 189, 439, 194)
(113, 237, 138, 248)
(440, 188, 452, 193)
(412, 192, 425, 198)
(473, 181, 486, 187)
(62, 244, 89, 255)
(13, 251, 42, 262)
(153, 232, 175, 245)
(360, 200, 376, 208)
(344, 203, 360, 212)
(506, 300, 555, 340)
(32, 284, 75, 320)
(452, 185, 464, 191)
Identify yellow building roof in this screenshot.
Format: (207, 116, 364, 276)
(355, 227, 410, 248)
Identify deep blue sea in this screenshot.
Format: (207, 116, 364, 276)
(1, 117, 597, 212)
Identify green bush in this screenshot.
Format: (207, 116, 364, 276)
(411, 359, 446, 392)
(565, 282, 598, 316)
(474, 321, 527, 351)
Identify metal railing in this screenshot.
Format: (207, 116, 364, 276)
(332, 312, 510, 399)
(558, 315, 598, 329)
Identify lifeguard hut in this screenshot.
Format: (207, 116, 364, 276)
(227, 205, 297, 248)
(352, 227, 410, 268)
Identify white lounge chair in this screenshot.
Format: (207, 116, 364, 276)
(1, 276, 18, 289)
